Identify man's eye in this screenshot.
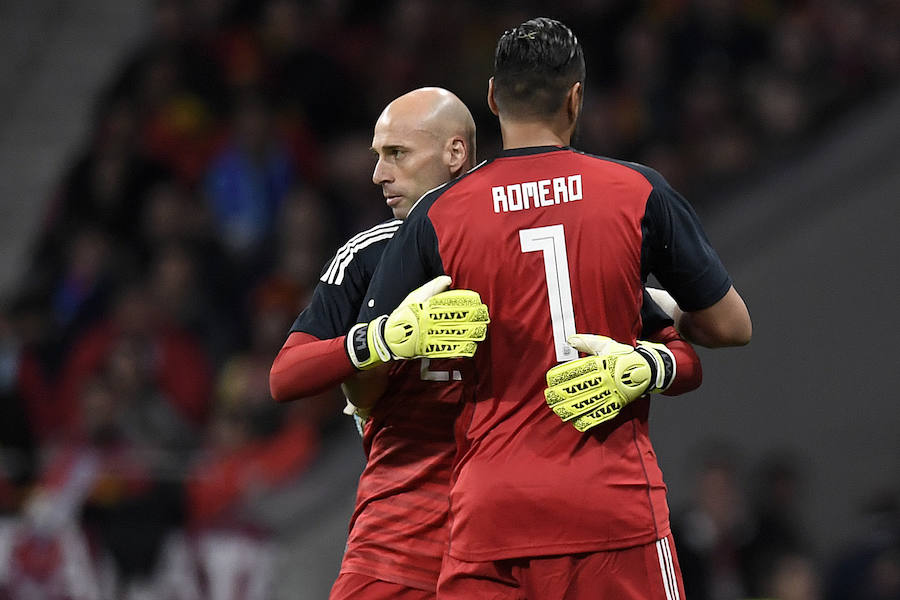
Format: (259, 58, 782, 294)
(391, 149, 405, 159)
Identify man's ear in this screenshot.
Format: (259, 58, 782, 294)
(447, 137, 467, 175)
(566, 81, 584, 124)
(566, 81, 583, 124)
(487, 77, 499, 116)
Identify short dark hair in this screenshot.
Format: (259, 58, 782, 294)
(492, 17, 585, 119)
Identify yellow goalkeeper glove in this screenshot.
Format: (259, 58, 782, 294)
(544, 334, 676, 432)
(346, 275, 490, 370)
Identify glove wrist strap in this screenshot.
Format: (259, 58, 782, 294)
(635, 343, 676, 393)
(346, 316, 391, 370)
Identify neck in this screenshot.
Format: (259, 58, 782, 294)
(498, 118, 571, 150)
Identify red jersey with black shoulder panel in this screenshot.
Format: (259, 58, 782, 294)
(357, 146, 731, 561)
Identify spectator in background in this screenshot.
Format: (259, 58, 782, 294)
(755, 551, 821, 600)
(219, 276, 308, 435)
(137, 180, 205, 259)
(256, 0, 367, 139)
(148, 242, 238, 369)
(132, 47, 226, 186)
(271, 186, 335, 291)
(672, 442, 750, 600)
(103, 0, 228, 186)
(55, 281, 213, 438)
(32, 99, 171, 285)
(198, 0, 328, 185)
(320, 130, 386, 235)
(48, 226, 118, 352)
(667, 447, 825, 600)
(185, 277, 329, 600)
(15, 369, 190, 600)
(137, 180, 242, 345)
(187, 275, 328, 531)
(0, 307, 39, 515)
(825, 491, 900, 600)
(0, 294, 54, 446)
(100, 331, 198, 465)
(742, 451, 813, 595)
(203, 89, 295, 279)
(4, 304, 205, 599)
(137, 179, 220, 274)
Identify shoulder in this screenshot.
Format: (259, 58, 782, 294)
(340, 218, 403, 246)
(405, 160, 492, 222)
(568, 148, 672, 191)
(319, 219, 402, 286)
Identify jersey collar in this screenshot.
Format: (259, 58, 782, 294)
(497, 145, 569, 158)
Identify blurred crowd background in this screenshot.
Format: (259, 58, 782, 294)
(0, 1, 898, 599)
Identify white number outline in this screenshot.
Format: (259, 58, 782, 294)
(419, 358, 462, 381)
(519, 224, 578, 362)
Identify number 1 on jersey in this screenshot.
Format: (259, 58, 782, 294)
(519, 224, 578, 362)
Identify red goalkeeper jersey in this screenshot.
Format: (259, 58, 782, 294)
(358, 146, 732, 561)
(285, 219, 466, 590)
(339, 357, 468, 590)
(281, 185, 702, 588)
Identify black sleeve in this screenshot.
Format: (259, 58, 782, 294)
(640, 171, 733, 312)
(290, 268, 366, 340)
(290, 226, 395, 339)
(639, 288, 675, 338)
(357, 201, 444, 323)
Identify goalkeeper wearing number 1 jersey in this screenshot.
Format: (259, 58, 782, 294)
(356, 18, 751, 600)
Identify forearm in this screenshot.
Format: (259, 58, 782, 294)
(341, 366, 390, 414)
(646, 325, 702, 396)
(677, 286, 752, 348)
(269, 332, 357, 402)
(648, 285, 751, 348)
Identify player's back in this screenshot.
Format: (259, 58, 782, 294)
(423, 146, 669, 560)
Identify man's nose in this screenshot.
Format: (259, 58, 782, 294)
(372, 158, 391, 185)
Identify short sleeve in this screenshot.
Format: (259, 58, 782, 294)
(641, 175, 732, 311)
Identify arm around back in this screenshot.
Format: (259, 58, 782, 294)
(269, 332, 357, 402)
(676, 286, 751, 348)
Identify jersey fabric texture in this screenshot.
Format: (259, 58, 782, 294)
(288, 218, 465, 591)
(341, 357, 467, 591)
(358, 146, 732, 562)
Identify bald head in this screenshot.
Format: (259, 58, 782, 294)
(378, 87, 476, 157)
(372, 87, 476, 219)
